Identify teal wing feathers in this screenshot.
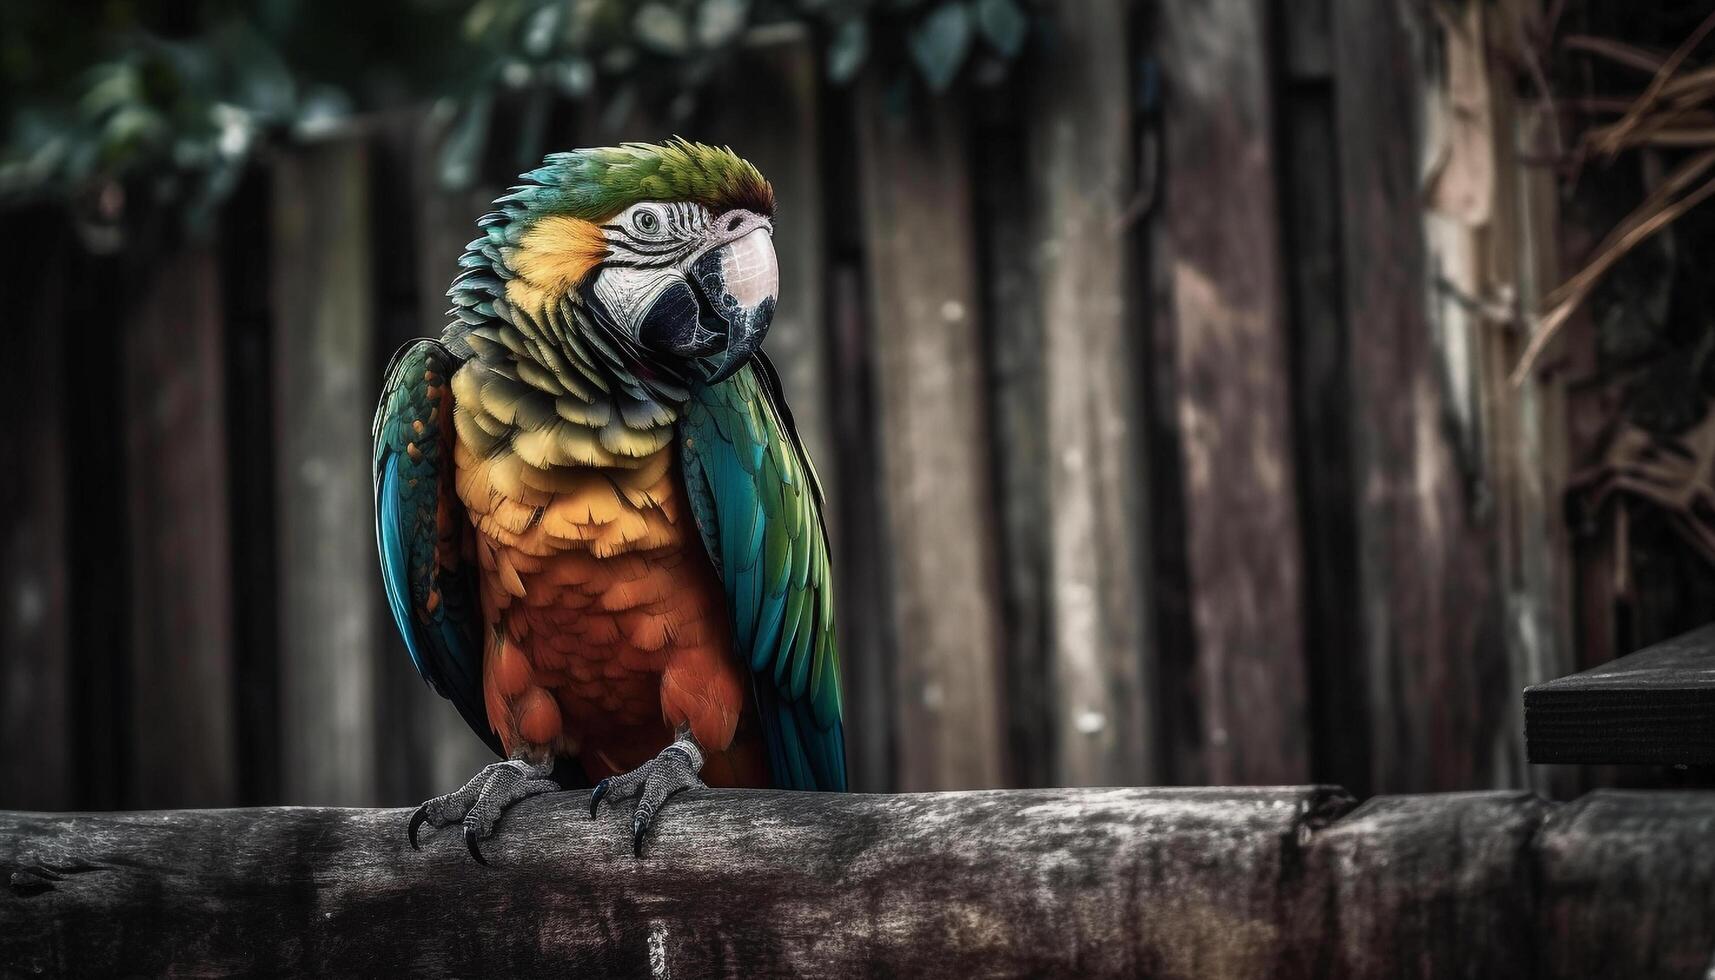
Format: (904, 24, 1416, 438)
(679, 353, 846, 791)
(373, 340, 502, 758)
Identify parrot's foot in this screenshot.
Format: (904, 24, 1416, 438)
(407, 757, 559, 865)
(589, 737, 706, 858)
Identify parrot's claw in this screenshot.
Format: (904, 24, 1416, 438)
(405, 758, 559, 864)
(589, 737, 706, 858)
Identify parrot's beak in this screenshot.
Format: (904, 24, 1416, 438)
(690, 225, 777, 384)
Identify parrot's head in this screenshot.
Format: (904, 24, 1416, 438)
(487, 139, 777, 387)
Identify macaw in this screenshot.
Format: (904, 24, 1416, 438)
(372, 140, 844, 861)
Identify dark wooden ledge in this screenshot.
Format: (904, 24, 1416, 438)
(3, 786, 1713, 978)
(1526, 622, 1715, 766)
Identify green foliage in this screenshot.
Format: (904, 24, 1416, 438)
(1, 0, 1039, 239)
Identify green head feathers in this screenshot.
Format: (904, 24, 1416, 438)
(501, 138, 775, 223)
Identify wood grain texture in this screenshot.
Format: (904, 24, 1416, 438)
(1156, 0, 1311, 784)
(123, 247, 237, 807)
(855, 85, 1006, 791)
(1331, 0, 1506, 793)
(271, 140, 381, 805)
(6, 788, 1714, 978)
(1031, 0, 1155, 787)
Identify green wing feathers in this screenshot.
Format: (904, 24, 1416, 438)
(680, 355, 846, 791)
(373, 340, 501, 757)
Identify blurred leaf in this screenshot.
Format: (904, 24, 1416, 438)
(974, 0, 1025, 58)
(634, 3, 690, 54)
(827, 18, 868, 83)
(697, 0, 749, 47)
(439, 94, 491, 190)
(218, 25, 295, 120)
(554, 57, 595, 97)
(80, 62, 143, 118)
(523, 4, 562, 57)
(100, 105, 168, 161)
(909, 2, 971, 92)
(463, 0, 507, 41)
(499, 58, 534, 88)
(293, 85, 354, 139)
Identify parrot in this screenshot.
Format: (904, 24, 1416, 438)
(372, 139, 844, 861)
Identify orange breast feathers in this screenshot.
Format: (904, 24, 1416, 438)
(448, 414, 762, 782)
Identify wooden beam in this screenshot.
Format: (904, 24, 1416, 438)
(855, 85, 1006, 791)
(271, 139, 381, 805)
(1031, 0, 1155, 786)
(122, 247, 238, 807)
(1155, 0, 1311, 783)
(5, 788, 1714, 976)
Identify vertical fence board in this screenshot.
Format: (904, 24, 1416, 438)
(221, 171, 285, 805)
(974, 93, 1052, 788)
(1031, 0, 1155, 787)
(1475, 2, 1576, 795)
(827, 259, 897, 792)
(1156, 0, 1311, 784)
(272, 140, 381, 805)
(0, 221, 71, 810)
(856, 86, 1005, 791)
(123, 247, 238, 807)
(1277, 0, 1369, 793)
(1332, 0, 1506, 793)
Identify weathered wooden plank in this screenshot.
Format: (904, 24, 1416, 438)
(0, 216, 71, 811)
(271, 139, 381, 805)
(122, 246, 238, 808)
(1155, 0, 1311, 784)
(1331, 0, 1506, 793)
(6, 788, 1715, 977)
(1030, 0, 1155, 787)
(855, 85, 1006, 791)
(0, 787, 1341, 977)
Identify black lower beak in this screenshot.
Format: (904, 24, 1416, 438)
(704, 299, 773, 384)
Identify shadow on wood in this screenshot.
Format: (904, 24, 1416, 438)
(2, 787, 1712, 977)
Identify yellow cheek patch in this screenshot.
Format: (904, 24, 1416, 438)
(507, 215, 609, 314)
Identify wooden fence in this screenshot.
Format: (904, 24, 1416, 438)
(0, 0, 1709, 813)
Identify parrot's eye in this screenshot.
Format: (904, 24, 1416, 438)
(633, 208, 661, 236)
